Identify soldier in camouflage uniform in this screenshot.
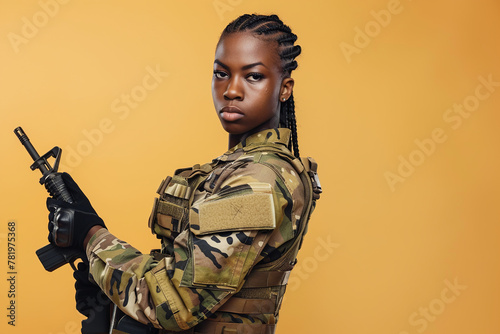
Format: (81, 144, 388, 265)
(47, 14, 321, 334)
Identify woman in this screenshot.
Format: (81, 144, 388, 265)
(47, 14, 321, 334)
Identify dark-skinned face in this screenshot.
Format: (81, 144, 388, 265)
(212, 32, 292, 140)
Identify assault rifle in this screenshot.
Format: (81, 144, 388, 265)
(15, 126, 113, 333)
(14, 127, 82, 272)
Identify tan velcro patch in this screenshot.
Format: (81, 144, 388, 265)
(191, 183, 276, 235)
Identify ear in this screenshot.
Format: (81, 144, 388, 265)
(280, 77, 295, 102)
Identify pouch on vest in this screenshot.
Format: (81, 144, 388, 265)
(148, 174, 191, 239)
(148, 164, 214, 239)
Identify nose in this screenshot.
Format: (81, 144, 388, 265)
(223, 76, 243, 100)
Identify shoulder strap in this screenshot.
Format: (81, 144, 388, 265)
(242, 144, 322, 271)
(243, 144, 321, 199)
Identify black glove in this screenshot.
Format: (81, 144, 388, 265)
(47, 173, 106, 250)
(74, 261, 111, 333)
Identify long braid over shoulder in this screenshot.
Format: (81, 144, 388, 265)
(221, 14, 302, 158)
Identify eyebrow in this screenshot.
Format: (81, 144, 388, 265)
(214, 60, 268, 71)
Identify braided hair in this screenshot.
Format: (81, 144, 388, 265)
(220, 14, 302, 158)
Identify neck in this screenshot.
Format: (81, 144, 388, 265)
(228, 130, 256, 149)
(228, 134, 241, 149)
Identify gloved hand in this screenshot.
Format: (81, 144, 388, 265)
(47, 172, 106, 250)
(74, 261, 111, 333)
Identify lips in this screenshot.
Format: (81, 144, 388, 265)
(220, 106, 244, 122)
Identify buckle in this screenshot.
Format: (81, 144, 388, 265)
(304, 157, 322, 200)
(308, 170, 322, 200)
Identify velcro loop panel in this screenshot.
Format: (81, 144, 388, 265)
(216, 297, 276, 315)
(191, 183, 276, 235)
(242, 270, 291, 288)
(235, 285, 285, 299)
(157, 200, 185, 220)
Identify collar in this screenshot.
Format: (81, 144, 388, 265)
(215, 128, 291, 162)
(229, 128, 290, 152)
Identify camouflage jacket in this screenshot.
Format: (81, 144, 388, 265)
(86, 128, 312, 331)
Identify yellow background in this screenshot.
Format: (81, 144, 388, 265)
(1, 0, 499, 333)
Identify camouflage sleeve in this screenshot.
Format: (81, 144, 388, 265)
(86, 154, 303, 330)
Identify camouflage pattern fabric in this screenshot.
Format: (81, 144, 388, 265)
(86, 128, 309, 331)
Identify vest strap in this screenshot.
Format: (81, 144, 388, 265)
(193, 321, 275, 334)
(216, 270, 290, 315)
(156, 322, 276, 334)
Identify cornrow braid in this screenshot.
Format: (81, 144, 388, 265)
(285, 94, 299, 158)
(221, 14, 302, 158)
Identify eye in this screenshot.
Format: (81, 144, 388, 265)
(246, 72, 264, 82)
(214, 70, 228, 79)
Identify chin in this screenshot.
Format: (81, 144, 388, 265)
(219, 122, 246, 135)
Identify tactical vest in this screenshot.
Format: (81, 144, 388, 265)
(112, 143, 321, 334)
